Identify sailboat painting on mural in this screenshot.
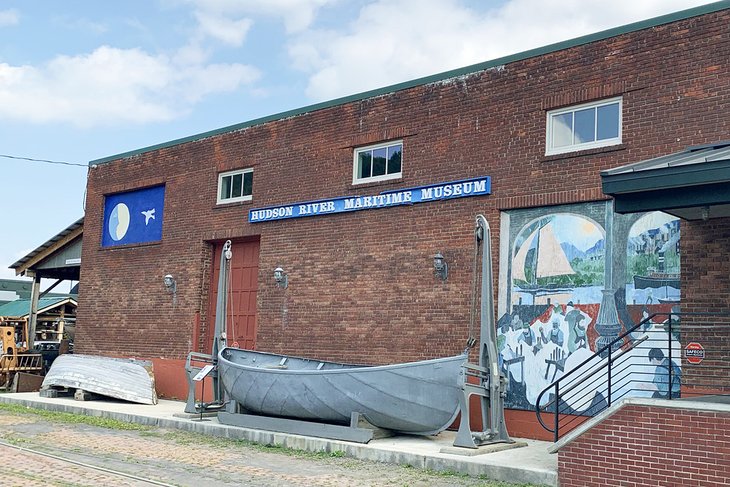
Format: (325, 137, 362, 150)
(511, 215, 604, 307)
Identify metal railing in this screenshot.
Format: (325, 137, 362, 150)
(536, 311, 730, 441)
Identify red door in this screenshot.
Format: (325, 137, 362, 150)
(205, 239, 259, 352)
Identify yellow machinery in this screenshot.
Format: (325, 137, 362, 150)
(0, 317, 44, 389)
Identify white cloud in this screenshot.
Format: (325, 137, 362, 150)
(0, 46, 260, 127)
(0, 9, 19, 27)
(187, 0, 337, 33)
(0, 247, 33, 280)
(61, 16, 109, 35)
(287, 0, 714, 101)
(0, 267, 18, 280)
(193, 10, 253, 46)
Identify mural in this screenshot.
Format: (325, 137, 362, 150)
(498, 204, 682, 412)
(626, 212, 680, 305)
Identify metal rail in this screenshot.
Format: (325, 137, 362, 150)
(0, 439, 176, 486)
(536, 311, 730, 441)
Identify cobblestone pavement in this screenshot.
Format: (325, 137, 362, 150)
(0, 409, 533, 487)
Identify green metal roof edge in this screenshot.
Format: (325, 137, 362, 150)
(90, 1, 730, 166)
(0, 296, 75, 318)
(602, 160, 730, 194)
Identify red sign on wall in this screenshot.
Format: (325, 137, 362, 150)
(685, 342, 705, 364)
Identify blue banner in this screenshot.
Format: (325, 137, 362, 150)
(249, 176, 490, 223)
(102, 185, 165, 247)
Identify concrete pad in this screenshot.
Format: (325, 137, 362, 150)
(0, 392, 557, 486)
(440, 440, 529, 456)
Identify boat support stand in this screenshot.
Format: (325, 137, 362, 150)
(184, 351, 225, 414)
(453, 215, 513, 449)
(218, 402, 392, 443)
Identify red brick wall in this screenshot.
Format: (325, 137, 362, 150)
(681, 219, 730, 313)
(559, 403, 730, 487)
(77, 8, 730, 406)
(678, 218, 730, 392)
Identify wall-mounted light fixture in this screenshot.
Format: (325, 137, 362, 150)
(163, 274, 176, 293)
(274, 267, 288, 289)
(163, 274, 177, 305)
(433, 252, 448, 281)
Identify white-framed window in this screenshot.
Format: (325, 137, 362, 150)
(217, 168, 253, 204)
(546, 97, 622, 155)
(353, 140, 402, 185)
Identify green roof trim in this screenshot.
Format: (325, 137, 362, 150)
(611, 183, 730, 214)
(602, 143, 730, 194)
(602, 141, 730, 216)
(0, 296, 76, 318)
(90, 1, 730, 166)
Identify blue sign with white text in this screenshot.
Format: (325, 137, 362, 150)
(102, 185, 165, 247)
(249, 176, 490, 223)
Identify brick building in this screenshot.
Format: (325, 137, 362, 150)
(78, 1, 729, 456)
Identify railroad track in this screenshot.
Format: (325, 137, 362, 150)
(0, 439, 177, 487)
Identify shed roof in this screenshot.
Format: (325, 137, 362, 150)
(10, 217, 83, 279)
(0, 296, 77, 319)
(90, 1, 730, 166)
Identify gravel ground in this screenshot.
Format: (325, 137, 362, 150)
(0, 405, 542, 487)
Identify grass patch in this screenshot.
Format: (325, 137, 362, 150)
(157, 429, 349, 460)
(411, 466, 544, 486)
(0, 403, 150, 431)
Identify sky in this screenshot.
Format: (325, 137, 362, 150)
(0, 0, 716, 289)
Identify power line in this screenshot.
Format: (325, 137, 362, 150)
(0, 153, 87, 168)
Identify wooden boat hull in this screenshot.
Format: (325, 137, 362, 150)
(218, 347, 466, 435)
(42, 354, 157, 405)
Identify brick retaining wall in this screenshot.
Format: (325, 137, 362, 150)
(558, 402, 730, 486)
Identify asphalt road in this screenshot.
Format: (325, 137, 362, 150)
(0, 407, 535, 487)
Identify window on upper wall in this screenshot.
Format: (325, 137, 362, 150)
(353, 141, 402, 184)
(546, 97, 622, 155)
(217, 168, 253, 204)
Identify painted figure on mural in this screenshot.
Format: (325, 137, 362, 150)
(628, 307, 653, 344)
(511, 314, 523, 332)
(539, 319, 565, 347)
(517, 320, 541, 354)
(565, 302, 587, 352)
(643, 348, 681, 398)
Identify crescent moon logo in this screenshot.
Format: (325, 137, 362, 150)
(108, 203, 131, 241)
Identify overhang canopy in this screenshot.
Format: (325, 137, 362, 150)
(11, 217, 83, 280)
(601, 142, 730, 220)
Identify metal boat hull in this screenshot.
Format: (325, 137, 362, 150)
(218, 347, 466, 435)
(42, 354, 157, 405)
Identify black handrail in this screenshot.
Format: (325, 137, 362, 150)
(535, 314, 653, 434)
(536, 311, 730, 441)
